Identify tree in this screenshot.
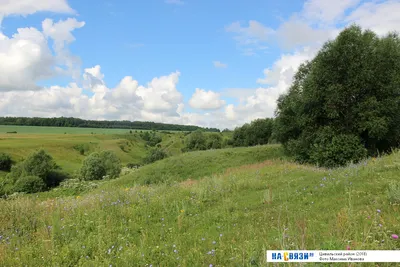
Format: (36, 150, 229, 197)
(0, 152, 12, 171)
(80, 152, 106, 181)
(206, 133, 222, 149)
(23, 149, 57, 179)
(274, 25, 400, 167)
(184, 130, 207, 151)
(80, 151, 121, 180)
(99, 150, 121, 179)
(144, 148, 168, 164)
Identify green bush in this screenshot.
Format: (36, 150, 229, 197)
(184, 130, 207, 151)
(206, 133, 222, 149)
(80, 151, 121, 181)
(13, 176, 46, 194)
(23, 149, 57, 180)
(80, 152, 106, 181)
(100, 150, 121, 179)
(274, 25, 400, 167)
(0, 152, 12, 171)
(144, 148, 168, 164)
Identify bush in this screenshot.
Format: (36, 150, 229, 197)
(184, 130, 206, 151)
(100, 150, 121, 179)
(206, 133, 222, 149)
(23, 149, 57, 180)
(80, 152, 106, 181)
(144, 148, 168, 164)
(80, 151, 121, 181)
(274, 25, 400, 167)
(0, 152, 12, 171)
(13, 176, 46, 194)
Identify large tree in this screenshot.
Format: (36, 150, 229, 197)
(274, 25, 400, 167)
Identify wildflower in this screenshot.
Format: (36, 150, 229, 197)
(392, 234, 399, 239)
(379, 224, 382, 227)
(180, 209, 184, 213)
(377, 209, 381, 213)
(220, 234, 223, 237)
(212, 241, 216, 244)
(76, 196, 81, 199)
(173, 244, 176, 248)
(209, 265, 213, 267)
(174, 249, 178, 253)
(346, 246, 350, 250)
(201, 238, 205, 241)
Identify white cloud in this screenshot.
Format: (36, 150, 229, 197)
(345, 0, 400, 35)
(213, 61, 227, 68)
(189, 88, 226, 110)
(0, 0, 74, 20)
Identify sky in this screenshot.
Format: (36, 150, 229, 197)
(0, 0, 399, 130)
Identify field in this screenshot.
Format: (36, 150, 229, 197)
(0, 126, 190, 175)
(1, 140, 400, 266)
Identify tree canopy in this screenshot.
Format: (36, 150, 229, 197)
(274, 25, 400, 167)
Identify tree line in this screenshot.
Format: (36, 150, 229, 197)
(0, 116, 220, 132)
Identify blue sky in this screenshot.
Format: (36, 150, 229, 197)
(0, 0, 398, 129)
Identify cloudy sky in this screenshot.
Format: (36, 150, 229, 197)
(0, 0, 399, 129)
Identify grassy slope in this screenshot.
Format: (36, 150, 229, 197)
(1, 146, 400, 266)
(0, 128, 188, 173)
(111, 144, 284, 186)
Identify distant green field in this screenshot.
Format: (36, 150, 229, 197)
(0, 125, 150, 134)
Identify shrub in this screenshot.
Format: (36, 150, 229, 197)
(0, 152, 12, 171)
(184, 130, 206, 151)
(144, 148, 168, 164)
(23, 149, 57, 180)
(13, 176, 46, 194)
(99, 150, 121, 179)
(206, 133, 222, 149)
(80, 152, 106, 181)
(80, 151, 121, 181)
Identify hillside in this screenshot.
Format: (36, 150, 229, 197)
(1, 145, 400, 266)
(0, 128, 186, 174)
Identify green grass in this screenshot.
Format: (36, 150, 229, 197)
(1, 145, 400, 266)
(112, 144, 285, 186)
(0, 125, 144, 135)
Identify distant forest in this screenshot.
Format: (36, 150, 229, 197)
(0, 117, 220, 132)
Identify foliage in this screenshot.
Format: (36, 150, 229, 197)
(232, 118, 274, 147)
(144, 148, 168, 164)
(73, 144, 90, 155)
(0, 116, 220, 132)
(206, 133, 223, 149)
(13, 176, 46, 193)
(184, 130, 207, 151)
(99, 150, 122, 179)
(0, 152, 12, 171)
(274, 25, 400, 167)
(80, 152, 107, 181)
(80, 151, 121, 181)
(141, 132, 162, 146)
(23, 149, 57, 180)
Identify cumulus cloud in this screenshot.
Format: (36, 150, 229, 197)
(189, 88, 226, 110)
(213, 61, 227, 68)
(0, 0, 74, 20)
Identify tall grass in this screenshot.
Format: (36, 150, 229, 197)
(1, 146, 400, 266)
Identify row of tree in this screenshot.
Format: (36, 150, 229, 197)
(0, 117, 220, 132)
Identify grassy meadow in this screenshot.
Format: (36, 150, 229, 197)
(0, 141, 400, 266)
